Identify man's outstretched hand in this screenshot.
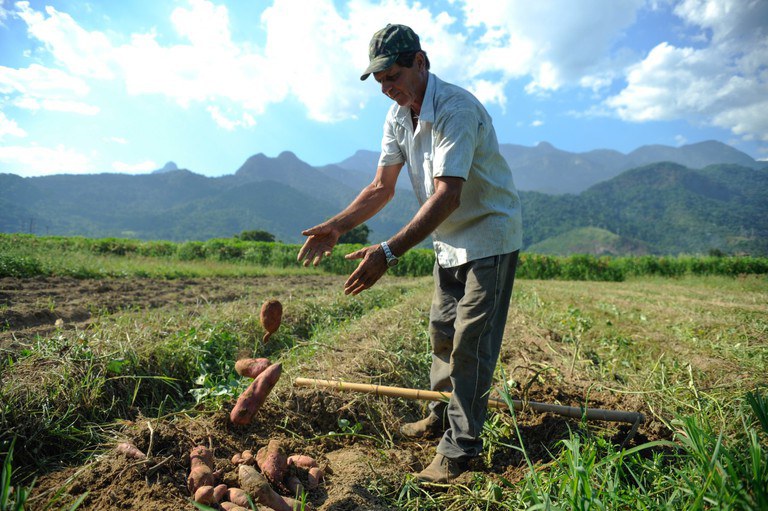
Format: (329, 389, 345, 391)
(343, 244, 388, 295)
(297, 224, 340, 266)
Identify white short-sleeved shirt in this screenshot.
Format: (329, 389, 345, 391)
(378, 73, 523, 267)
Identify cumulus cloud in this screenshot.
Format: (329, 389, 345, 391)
(0, 111, 27, 139)
(5, 0, 767, 153)
(605, 0, 768, 143)
(0, 144, 94, 176)
(15, 2, 114, 79)
(460, 0, 644, 92)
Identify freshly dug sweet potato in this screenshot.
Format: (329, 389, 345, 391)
(230, 362, 282, 425)
(232, 449, 256, 466)
(187, 445, 215, 493)
(238, 464, 293, 511)
(115, 442, 145, 459)
(287, 454, 324, 489)
(285, 473, 304, 498)
(220, 502, 249, 511)
(213, 484, 228, 503)
(256, 440, 288, 488)
(241, 449, 255, 465)
(226, 487, 251, 507)
(260, 299, 282, 343)
(193, 485, 216, 505)
(235, 357, 271, 378)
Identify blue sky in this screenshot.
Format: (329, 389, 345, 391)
(1, 0, 766, 177)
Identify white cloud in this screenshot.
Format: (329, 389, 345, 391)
(460, 0, 644, 92)
(0, 63, 98, 116)
(604, 1, 768, 144)
(0, 111, 27, 139)
(112, 160, 158, 173)
(467, 80, 507, 111)
(13, 96, 99, 115)
(0, 144, 94, 176)
(207, 106, 256, 131)
(15, 2, 114, 79)
(0, 63, 90, 96)
(6, 0, 767, 150)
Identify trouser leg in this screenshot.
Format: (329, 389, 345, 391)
(431, 251, 519, 459)
(427, 260, 463, 421)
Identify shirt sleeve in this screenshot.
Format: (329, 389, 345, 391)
(378, 111, 406, 167)
(432, 108, 479, 180)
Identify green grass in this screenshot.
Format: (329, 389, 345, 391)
(1, 235, 766, 510)
(3, 234, 768, 281)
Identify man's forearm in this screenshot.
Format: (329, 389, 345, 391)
(327, 182, 395, 234)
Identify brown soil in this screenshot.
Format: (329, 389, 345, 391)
(2, 276, 665, 510)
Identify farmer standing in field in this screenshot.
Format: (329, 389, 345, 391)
(297, 24, 522, 483)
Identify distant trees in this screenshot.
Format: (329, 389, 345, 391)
(237, 230, 275, 242)
(339, 224, 370, 244)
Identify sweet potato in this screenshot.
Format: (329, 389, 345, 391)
(193, 485, 216, 505)
(187, 445, 215, 493)
(260, 300, 282, 343)
(226, 487, 251, 507)
(232, 449, 256, 465)
(115, 441, 145, 459)
(287, 454, 324, 489)
(213, 484, 228, 503)
(230, 362, 282, 425)
(285, 473, 304, 498)
(220, 502, 249, 511)
(235, 357, 271, 378)
(256, 440, 288, 488)
(238, 464, 293, 511)
(307, 467, 323, 489)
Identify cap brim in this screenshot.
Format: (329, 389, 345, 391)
(360, 54, 398, 81)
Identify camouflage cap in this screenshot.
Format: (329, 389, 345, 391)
(360, 24, 421, 81)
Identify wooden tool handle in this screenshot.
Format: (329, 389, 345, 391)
(293, 377, 645, 426)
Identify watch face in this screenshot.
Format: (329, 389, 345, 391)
(387, 257, 399, 267)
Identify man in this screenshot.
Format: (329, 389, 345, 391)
(297, 24, 522, 483)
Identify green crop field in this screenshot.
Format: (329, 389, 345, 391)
(1, 234, 766, 510)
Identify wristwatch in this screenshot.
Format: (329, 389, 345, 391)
(380, 241, 399, 267)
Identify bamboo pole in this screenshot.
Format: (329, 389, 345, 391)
(294, 377, 645, 428)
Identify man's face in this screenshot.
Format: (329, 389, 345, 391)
(373, 55, 426, 110)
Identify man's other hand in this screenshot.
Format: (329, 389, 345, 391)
(343, 244, 389, 295)
(298, 224, 340, 266)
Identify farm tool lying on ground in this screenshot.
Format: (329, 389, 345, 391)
(294, 377, 645, 445)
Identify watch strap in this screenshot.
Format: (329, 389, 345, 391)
(380, 241, 398, 266)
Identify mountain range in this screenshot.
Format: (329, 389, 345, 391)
(1, 140, 766, 256)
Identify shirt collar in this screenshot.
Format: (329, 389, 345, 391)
(393, 72, 436, 124)
(419, 72, 436, 123)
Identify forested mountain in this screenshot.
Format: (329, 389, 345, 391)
(339, 140, 764, 194)
(520, 163, 768, 255)
(1, 143, 766, 255)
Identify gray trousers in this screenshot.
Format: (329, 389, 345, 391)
(428, 250, 519, 459)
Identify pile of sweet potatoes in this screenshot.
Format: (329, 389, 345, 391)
(188, 440, 327, 511)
